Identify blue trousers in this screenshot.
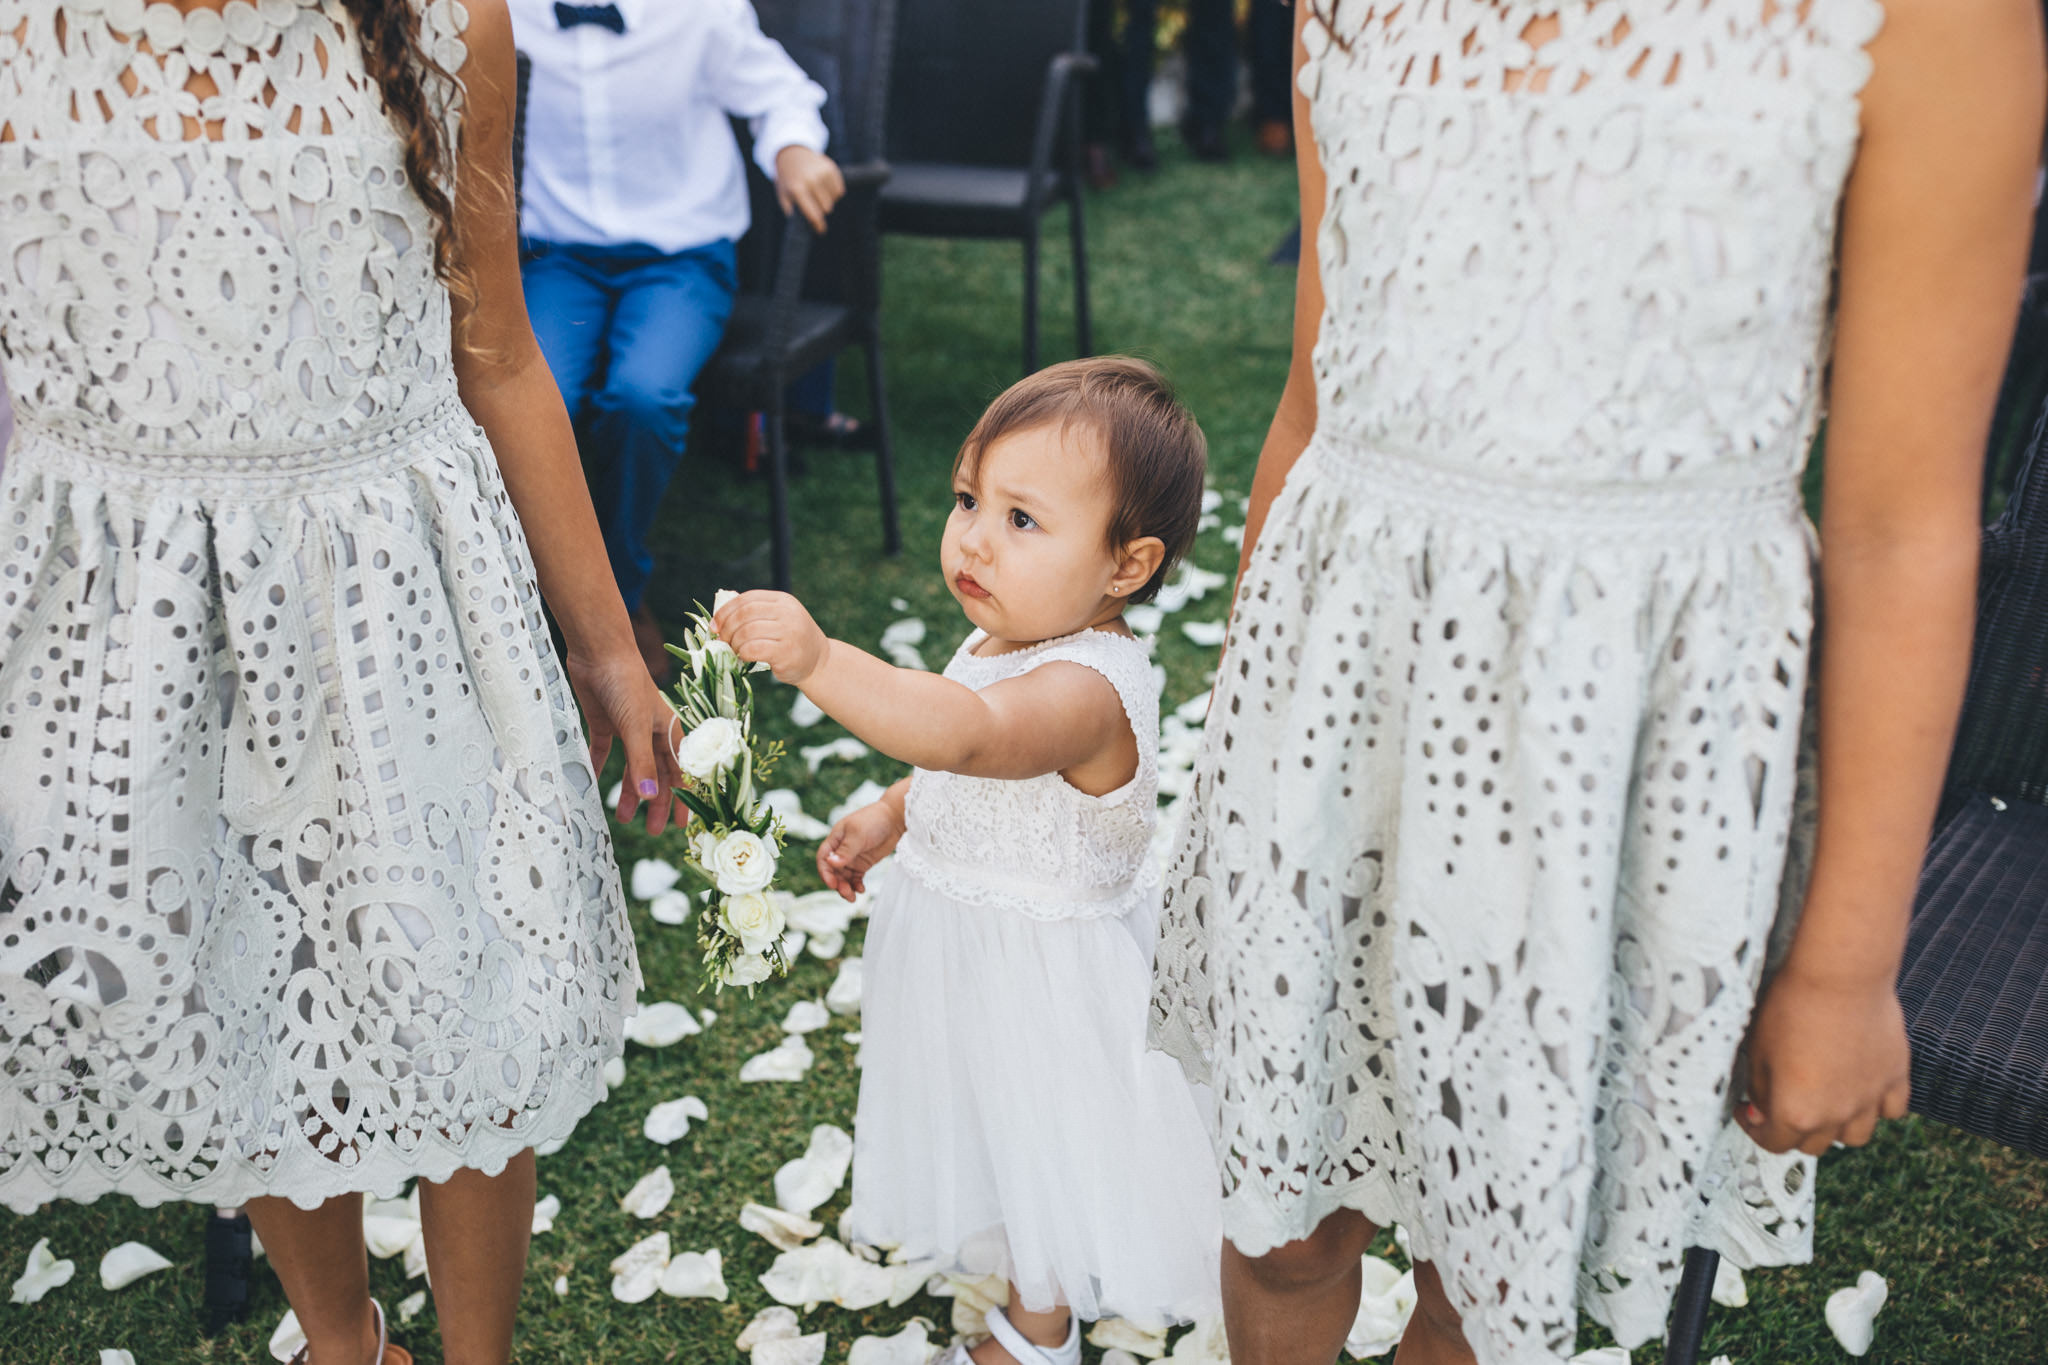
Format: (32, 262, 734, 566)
(521, 237, 738, 612)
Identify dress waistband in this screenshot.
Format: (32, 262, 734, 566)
(7, 396, 479, 499)
(894, 830, 1150, 924)
(1307, 437, 1805, 540)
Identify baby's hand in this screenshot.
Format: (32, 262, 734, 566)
(714, 591, 831, 686)
(818, 800, 905, 903)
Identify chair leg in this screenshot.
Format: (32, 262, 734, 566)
(1664, 1246, 1720, 1365)
(862, 328, 902, 558)
(203, 1207, 253, 1336)
(1022, 225, 1041, 375)
(1069, 185, 1092, 359)
(766, 399, 794, 592)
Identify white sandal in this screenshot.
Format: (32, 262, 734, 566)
(934, 1305, 1081, 1365)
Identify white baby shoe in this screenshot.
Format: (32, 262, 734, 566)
(933, 1306, 1082, 1365)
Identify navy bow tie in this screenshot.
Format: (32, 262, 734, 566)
(554, 2, 625, 32)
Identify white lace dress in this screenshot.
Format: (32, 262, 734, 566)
(1150, 2, 1883, 1359)
(848, 628, 1222, 1325)
(0, 0, 638, 1212)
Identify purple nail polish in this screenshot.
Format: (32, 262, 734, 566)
(638, 779, 659, 798)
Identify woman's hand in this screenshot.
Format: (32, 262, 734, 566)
(1736, 960, 1912, 1156)
(567, 647, 683, 836)
(714, 591, 832, 686)
(817, 799, 905, 903)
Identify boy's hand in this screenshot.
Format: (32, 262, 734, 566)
(774, 145, 845, 234)
(818, 799, 905, 903)
(714, 590, 831, 686)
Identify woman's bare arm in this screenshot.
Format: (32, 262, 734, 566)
(445, 0, 681, 832)
(1740, 0, 2045, 1156)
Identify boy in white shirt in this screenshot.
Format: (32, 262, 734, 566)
(512, 0, 844, 674)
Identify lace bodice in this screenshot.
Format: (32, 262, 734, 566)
(898, 629, 1160, 922)
(1301, 0, 1883, 484)
(0, 0, 472, 454)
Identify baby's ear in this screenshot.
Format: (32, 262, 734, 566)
(1111, 536, 1167, 599)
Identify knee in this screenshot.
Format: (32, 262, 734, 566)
(1232, 1210, 1376, 1295)
(597, 370, 694, 446)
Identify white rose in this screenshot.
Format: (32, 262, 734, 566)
(720, 952, 773, 987)
(709, 829, 777, 896)
(718, 890, 786, 955)
(714, 589, 741, 613)
(676, 717, 746, 780)
(690, 828, 720, 868)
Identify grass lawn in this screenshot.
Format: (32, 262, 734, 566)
(2, 129, 2042, 1365)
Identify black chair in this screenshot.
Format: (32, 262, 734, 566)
(696, 0, 904, 591)
(880, 0, 1096, 374)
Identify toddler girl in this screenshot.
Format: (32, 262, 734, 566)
(717, 357, 1222, 1364)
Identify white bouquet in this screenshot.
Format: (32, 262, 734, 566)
(666, 592, 790, 994)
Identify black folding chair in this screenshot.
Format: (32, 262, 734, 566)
(697, 0, 905, 591)
(880, 0, 1096, 375)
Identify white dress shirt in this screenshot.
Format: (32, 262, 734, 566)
(510, 0, 829, 254)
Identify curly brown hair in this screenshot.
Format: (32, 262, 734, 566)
(338, 0, 478, 324)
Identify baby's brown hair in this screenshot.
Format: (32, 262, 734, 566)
(954, 357, 1208, 605)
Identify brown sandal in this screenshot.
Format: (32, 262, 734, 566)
(290, 1299, 413, 1365)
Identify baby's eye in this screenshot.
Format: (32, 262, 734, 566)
(1009, 509, 1037, 531)
(955, 491, 977, 512)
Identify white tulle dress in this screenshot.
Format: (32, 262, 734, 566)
(847, 628, 1221, 1324)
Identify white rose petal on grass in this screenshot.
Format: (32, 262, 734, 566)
(1565, 1350, 1631, 1365)
(1180, 620, 1227, 648)
(764, 788, 832, 841)
(1173, 692, 1211, 725)
(721, 890, 788, 955)
(268, 1308, 307, 1362)
(629, 857, 682, 900)
(605, 780, 622, 809)
(620, 1165, 676, 1219)
(362, 1201, 419, 1254)
(781, 999, 831, 1034)
(737, 1305, 804, 1352)
(644, 1095, 710, 1144)
(648, 889, 693, 925)
(100, 1352, 136, 1365)
(1712, 1259, 1748, 1308)
(710, 830, 779, 896)
(1223, 524, 1244, 547)
(602, 1055, 627, 1089)
(98, 1241, 173, 1291)
(826, 957, 865, 1016)
(756, 1334, 829, 1365)
(552, 1274, 570, 1298)
(403, 1233, 429, 1281)
(741, 1202, 825, 1252)
(722, 952, 775, 988)
(775, 1123, 855, 1215)
(624, 1000, 701, 1047)
(827, 779, 891, 828)
(808, 930, 846, 959)
(759, 1238, 899, 1312)
(1102, 1354, 1142, 1365)
(801, 737, 871, 774)
(1124, 604, 1165, 636)
(1709, 1358, 1733, 1365)
(1825, 1270, 1888, 1356)
(531, 1194, 562, 1236)
(880, 617, 928, 670)
(659, 1248, 728, 1300)
(1088, 1318, 1169, 1358)
(790, 692, 827, 728)
(677, 716, 748, 780)
(1168, 1317, 1231, 1364)
(1154, 564, 1228, 613)
(397, 1288, 429, 1323)
(10, 1237, 75, 1304)
(1345, 1255, 1417, 1358)
(609, 1231, 671, 1304)
(849, 1319, 938, 1365)
(740, 1034, 815, 1082)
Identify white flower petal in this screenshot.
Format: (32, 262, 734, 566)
(790, 693, 826, 728)
(784, 890, 858, 937)
(807, 929, 846, 959)
(602, 1056, 627, 1089)
(648, 890, 694, 925)
(1089, 1318, 1169, 1358)
(629, 858, 683, 900)
(1711, 1259, 1748, 1308)
(268, 1308, 306, 1362)
(1167, 1317, 1231, 1364)
(531, 1194, 562, 1236)
(1566, 1350, 1631, 1365)
(700, 1008, 718, 1027)
(1179, 620, 1227, 647)
(553, 1274, 570, 1298)
(1155, 564, 1228, 613)
(801, 737, 872, 774)
(625, 1001, 701, 1048)
(825, 957, 864, 1016)
(605, 781, 623, 809)
(741, 1202, 824, 1252)
(397, 1288, 429, 1323)
(403, 1232, 429, 1282)
(609, 1231, 671, 1304)
(880, 618, 928, 671)
(1346, 1255, 1417, 1358)
(362, 1213, 419, 1260)
(781, 1000, 832, 1034)
(740, 1035, 815, 1083)
(759, 1238, 899, 1312)
(738, 1305, 804, 1351)
(849, 1319, 938, 1365)
(774, 1124, 854, 1215)
(1125, 604, 1165, 636)
(764, 789, 832, 841)
(1709, 1358, 1733, 1365)
(1173, 692, 1212, 725)
(98, 1241, 173, 1291)
(755, 1334, 829, 1365)
(10, 1238, 75, 1304)
(1824, 1270, 1888, 1357)
(100, 1352, 136, 1365)
(644, 1095, 711, 1145)
(620, 1166, 676, 1219)
(827, 780, 891, 828)
(659, 1249, 728, 1300)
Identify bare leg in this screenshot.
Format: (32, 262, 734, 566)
(416, 1150, 537, 1365)
(1391, 1262, 1479, 1365)
(969, 1282, 1072, 1364)
(244, 1193, 378, 1365)
(1221, 1209, 1378, 1365)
